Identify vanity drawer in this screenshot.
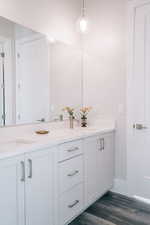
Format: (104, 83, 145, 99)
(59, 184, 83, 225)
(58, 140, 82, 161)
(59, 155, 83, 194)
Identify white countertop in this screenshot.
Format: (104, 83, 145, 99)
(0, 122, 115, 160)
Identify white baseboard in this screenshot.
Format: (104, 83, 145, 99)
(111, 178, 129, 196)
(111, 179, 150, 205)
(134, 195, 150, 205)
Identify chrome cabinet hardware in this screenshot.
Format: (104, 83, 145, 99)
(133, 124, 148, 130)
(99, 138, 105, 151)
(102, 138, 105, 150)
(28, 159, 32, 178)
(98, 138, 101, 151)
(68, 200, 79, 208)
(20, 161, 25, 182)
(98, 138, 102, 151)
(67, 147, 79, 152)
(67, 170, 79, 177)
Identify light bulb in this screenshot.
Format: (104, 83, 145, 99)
(77, 0, 89, 34)
(79, 17, 88, 33)
(77, 16, 89, 34)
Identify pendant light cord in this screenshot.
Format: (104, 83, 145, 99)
(82, 0, 86, 17)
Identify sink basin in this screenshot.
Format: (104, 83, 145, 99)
(14, 139, 36, 144)
(1, 138, 36, 145)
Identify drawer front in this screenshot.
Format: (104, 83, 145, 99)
(59, 155, 83, 194)
(59, 184, 83, 225)
(58, 140, 82, 161)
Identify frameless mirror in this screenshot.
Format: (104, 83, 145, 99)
(50, 42, 83, 119)
(0, 16, 83, 127)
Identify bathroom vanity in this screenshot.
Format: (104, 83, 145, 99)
(0, 124, 115, 225)
(0, 14, 115, 225)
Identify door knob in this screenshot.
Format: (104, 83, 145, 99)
(133, 124, 148, 130)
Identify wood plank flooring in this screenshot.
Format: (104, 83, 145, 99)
(70, 192, 150, 225)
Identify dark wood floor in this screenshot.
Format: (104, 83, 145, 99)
(70, 192, 150, 225)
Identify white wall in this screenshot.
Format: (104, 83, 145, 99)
(83, 0, 127, 180)
(0, 0, 81, 44)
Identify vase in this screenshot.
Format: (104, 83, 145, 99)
(81, 116, 87, 127)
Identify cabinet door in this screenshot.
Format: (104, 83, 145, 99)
(97, 133, 114, 195)
(0, 156, 25, 225)
(25, 149, 55, 225)
(84, 136, 99, 206)
(84, 133, 114, 207)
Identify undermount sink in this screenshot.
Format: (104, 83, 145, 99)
(14, 139, 36, 144)
(1, 138, 36, 145)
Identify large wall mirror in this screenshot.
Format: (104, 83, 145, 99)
(0, 16, 83, 127)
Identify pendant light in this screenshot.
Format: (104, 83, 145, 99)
(77, 0, 89, 33)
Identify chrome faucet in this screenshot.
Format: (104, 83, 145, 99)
(69, 116, 80, 129)
(37, 118, 45, 122)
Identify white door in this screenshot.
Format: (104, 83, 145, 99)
(128, 3, 150, 199)
(16, 36, 50, 124)
(25, 149, 54, 225)
(0, 156, 25, 225)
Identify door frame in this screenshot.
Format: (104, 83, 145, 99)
(0, 41, 4, 126)
(15, 34, 45, 124)
(127, 0, 150, 197)
(0, 35, 14, 126)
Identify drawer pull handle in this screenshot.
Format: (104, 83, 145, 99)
(68, 200, 79, 208)
(20, 161, 25, 182)
(67, 147, 79, 152)
(67, 170, 79, 177)
(28, 159, 32, 179)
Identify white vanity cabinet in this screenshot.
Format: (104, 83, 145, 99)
(0, 148, 55, 225)
(57, 140, 84, 225)
(56, 132, 114, 225)
(0, 155, 25, 225)
(0, 130, 115, 225)
(97, 133, 114, 195)
(25, 149, 55, 225)
(84, 132, 114, 207)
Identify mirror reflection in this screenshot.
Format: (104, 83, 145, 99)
(0, 16, 83, 127)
